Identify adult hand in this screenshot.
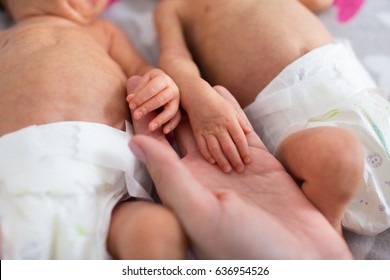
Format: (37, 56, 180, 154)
(128, 78, 352, 259)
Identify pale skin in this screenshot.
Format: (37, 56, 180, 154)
(0, 0, 187, 259)
(153, 0, 364, 234)
(129, 1, 332, 175)
(299, 0, 333, 12)
(129, 78, 353, 259)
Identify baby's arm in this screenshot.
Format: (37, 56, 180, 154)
(154, 2, 252, 173)
(97, 20, 153, 76)
(299, 0, 333, 12)
(90, 20, 180, 132)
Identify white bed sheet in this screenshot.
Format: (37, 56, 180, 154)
(1, 0, 389, 260)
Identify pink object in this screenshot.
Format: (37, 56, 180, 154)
(108, 0, 118, 7)
(333, 0, 365, 23)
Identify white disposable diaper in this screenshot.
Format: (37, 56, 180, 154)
(0, 121, 152, 259)
(245, 43, 390, 236)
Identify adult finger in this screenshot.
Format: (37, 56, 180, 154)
(127, 74, 149, 102)
(129, 134, 218, 230)
(175, 114, 203, 157)
(127, 75, 142, 95)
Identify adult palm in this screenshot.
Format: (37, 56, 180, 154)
(129, 76, 352, 260)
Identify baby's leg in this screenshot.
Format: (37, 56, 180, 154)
(107, 201, 188, 259)
(276, 127, 364, 233)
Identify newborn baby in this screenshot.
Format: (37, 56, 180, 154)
(0, 0, 186, 259)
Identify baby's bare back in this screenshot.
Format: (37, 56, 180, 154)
(175, 0, 332, 107)
(0, 17, 129, 136)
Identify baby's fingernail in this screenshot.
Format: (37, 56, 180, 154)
(235, 164, 245, 173)
(149, 122, 158, 131)
(134, 111, 143, 119)
(245, 123, 253, 133)
(223, 165, 232, 173)
(244, 156, 252, 164)
(129, 103, 136, 110)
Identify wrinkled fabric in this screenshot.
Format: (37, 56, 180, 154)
(0, 121, 152, 259)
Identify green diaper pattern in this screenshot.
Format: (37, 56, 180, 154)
(13, 187, 30, 197)
(359, 106, 390, 159)
(309, 109, 339, 122)
(76, 225, 88, 237)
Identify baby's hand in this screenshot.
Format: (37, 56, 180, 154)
(189, 85, 252, 173)
(127, 69, 181, 134)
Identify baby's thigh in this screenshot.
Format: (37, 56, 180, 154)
(107, 201, 187, 259)
(277, 126, 364, 179)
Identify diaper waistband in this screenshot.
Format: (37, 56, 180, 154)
(245, 43, 377, 118)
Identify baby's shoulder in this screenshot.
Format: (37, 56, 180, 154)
(86, 19, 123, 38)
(156, 0, 185, 15)
(89, 19, 118, 31)
(84, 19, 127, 47)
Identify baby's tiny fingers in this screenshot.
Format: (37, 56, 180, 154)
(206, 135, 232, 173)
(129, 75, 170, 108)
(196, 135, 216, 165)
(126, 93, 135, 101)
(219, 133, 245, 173)
(163, 111, 182, 134)
(229, 125, 251, 165)
(148, 101, 179, 131)
(136, 87, 178, 117)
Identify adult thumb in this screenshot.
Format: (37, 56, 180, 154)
(129, 135, 216, 223)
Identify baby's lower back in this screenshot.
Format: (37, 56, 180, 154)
(0, 59, 130, 136)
